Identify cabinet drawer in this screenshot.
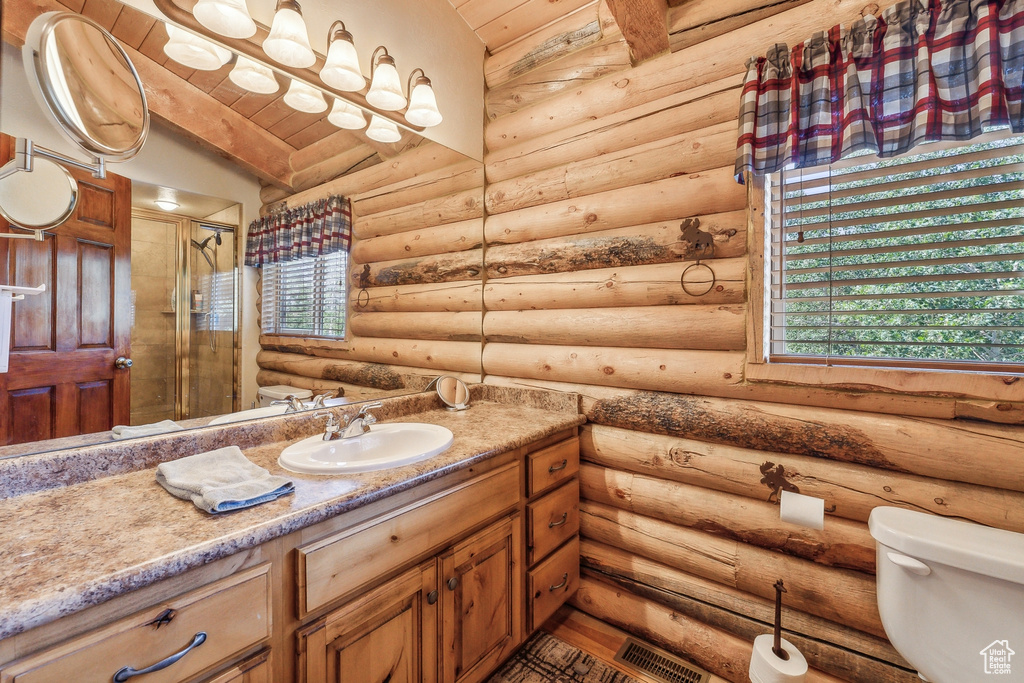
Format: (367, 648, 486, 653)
(202, 648, 271, 683)
(527, 479, 579, 565)
(527, 439, 579, 497)
(528, 536, 580, 632)
(298, 461, 521, 615)
(1, 565, 271, 683)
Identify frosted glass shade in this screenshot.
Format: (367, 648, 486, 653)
(193, 0, 256, 39)
(366, 60, 406, 111)
(328, 99, 367, 130)
(163, 24, 231, 71)
(405, 82, 442, 127)
(263, 7, 315, 68)
(366, 115, 401, 143)
(284, 80, 327, 113)
(229, 57, 279, 94)
(321, 38, 364, 91)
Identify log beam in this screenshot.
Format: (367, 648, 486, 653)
(603, 0, 670, 64)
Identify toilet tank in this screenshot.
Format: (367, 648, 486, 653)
(869, 507, 1024, 683)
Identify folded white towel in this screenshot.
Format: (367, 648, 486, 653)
(112, 420, 184, 440)
(156, 446, 294, 514)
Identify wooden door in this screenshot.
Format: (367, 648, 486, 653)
(0, 134, 132, 445)
(440, 515, 522, 683)
(297, 562, 438, 683)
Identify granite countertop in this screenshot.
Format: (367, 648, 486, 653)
(0, 386, 583, 641)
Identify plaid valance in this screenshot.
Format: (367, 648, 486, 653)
(735, 0, 1024, 182)
(244, 195, 352, 267)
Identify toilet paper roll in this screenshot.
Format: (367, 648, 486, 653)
(780, 490, 825, 530)
(749, 634, 808, 683)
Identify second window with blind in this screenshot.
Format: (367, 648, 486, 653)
(261, 251, 348, 339)
(765, 132, 1024, 372)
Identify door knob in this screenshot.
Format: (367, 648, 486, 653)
(447, 577, 459, 591)
(115, 356, 133, 369)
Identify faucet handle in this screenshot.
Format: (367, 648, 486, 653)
(310, 391, 337, 408)
(356, 401, 383, 417)
(313, 411, 342, 440)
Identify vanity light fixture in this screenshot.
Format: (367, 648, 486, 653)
(365, 115, 401, 143)
(328, 99, 367, 130)
(229, 56, 279, 94)
(155, 199, 179, 211)
(284, 79, 328, 113)
(320, 22, 364, 92)
(366, 46, 406, 111)
(192, 0, 256, 39)
(163, 24, 232, 70)
(263, 0, 315, 68)
(404, 69, 442, 127)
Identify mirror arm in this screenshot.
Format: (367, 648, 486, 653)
(21, 139, 106, 179)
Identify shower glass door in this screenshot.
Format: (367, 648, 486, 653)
(182, 221, 239, 418)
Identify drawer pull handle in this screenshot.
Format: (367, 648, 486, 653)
(549, 573, 569, 591)
(427, 590, 439, 605)
(549, 513, 568, 528)
(447, 577, 459, 591)
(113, 631, 207, 682)
(548, 459, 568, 473)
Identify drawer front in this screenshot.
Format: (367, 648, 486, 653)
(202, 648, 271, 683)
(527, 439, 579, 497)
(2, 565, 271, 683)
(527, 479, 579, 565)
(528, 536, 580, 632)
(299, 461, 521, 615)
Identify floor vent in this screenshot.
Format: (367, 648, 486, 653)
(613, 638, 712, 683)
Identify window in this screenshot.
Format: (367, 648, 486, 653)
(261, 251, 348, 338)
(766, 133, 1024, 372)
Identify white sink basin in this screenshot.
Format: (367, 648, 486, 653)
(278, 423, 454, 474)
(208, 405, 291, 425)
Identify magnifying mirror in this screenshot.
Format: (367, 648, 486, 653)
(26, 12, 149, 161)
(430, 376, 470, 411)
(0, 156, 77, 230)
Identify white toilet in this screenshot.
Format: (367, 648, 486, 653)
(869, 507, 1024, 683)
(257, 385, 312, 408)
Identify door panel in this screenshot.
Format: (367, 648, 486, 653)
(0, 133, 131, 445)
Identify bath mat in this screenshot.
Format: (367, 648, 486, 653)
(488, 632, 640, 683)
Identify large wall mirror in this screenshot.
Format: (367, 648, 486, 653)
(0, 0, 485, 458)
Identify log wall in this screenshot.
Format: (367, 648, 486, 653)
(257, 0, 1024, 680)
(255, 142, 485, 397)
(476, 1, 1024, 682)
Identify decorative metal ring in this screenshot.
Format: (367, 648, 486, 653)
(680, 262, 716, 297)
(356, 288, 370, 308)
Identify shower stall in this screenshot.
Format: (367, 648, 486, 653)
(129, 211, 240, 424)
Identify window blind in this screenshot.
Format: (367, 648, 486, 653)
(261, 251, 347, 338)
(768, 134, 1024, 370)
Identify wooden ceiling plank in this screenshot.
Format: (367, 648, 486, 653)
(457, 0, 531, 31)
(229, 88, 286, 117)
(56, 0, 86, 13)
(267, 109, 323, 141)
(477, 0, 595, 52)
(249, 97, 297, 129)
(79, 0, 122, 29)
(4, 0, 295, 188)
(286, 117, 338, 150)
(186, 64, 232, 93)
(137, 22, 171, 65)
(290, 129, 363, 171)
(109, 4, 156, 49)
(209, 78, 250, 107)
(603, 0, 670, 64)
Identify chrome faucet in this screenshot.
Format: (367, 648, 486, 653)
(270, 394, 305, 413)
(309, 391, 337, 409)
(314, 411, 343, 441)
(339, 402, 383, 439)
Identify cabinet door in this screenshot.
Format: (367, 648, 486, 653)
(439, 515, 522, 683)
(297, 562, 438, 683)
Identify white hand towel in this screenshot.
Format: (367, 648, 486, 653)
(112, 420, 184, 440)
(156, 446, 294, 514)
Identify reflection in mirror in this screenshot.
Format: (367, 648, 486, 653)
(0, 154, 77, 230)
(431, 376, 470, 411)
(27, 12, 149, 160)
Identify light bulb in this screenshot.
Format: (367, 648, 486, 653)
(229, 57, 279, 94)
(163, 24, 231, 71)
(405, 79, 442, 127)
(366, 49, 406, 111)
(263, 0, 315, 68)
(321, 23, 364, 92)
(284, 80, 327, 113)
(155, 199, 179, 211)
(365, 115, 401, 143)
(328, 99, 367, 130)
(192, 0, 256, 39)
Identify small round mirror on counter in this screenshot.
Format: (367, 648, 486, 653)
(0, 156, 77, 230)
(25, 12, 149, 161)
(433, 376, 470, 411)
